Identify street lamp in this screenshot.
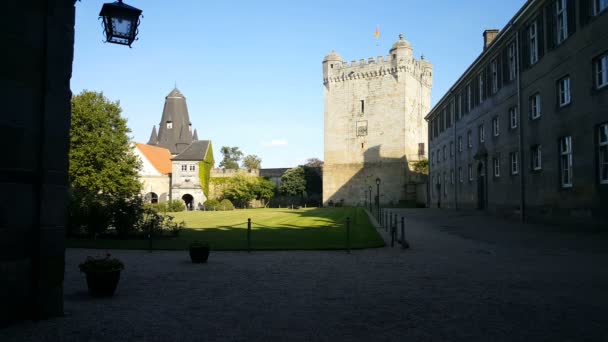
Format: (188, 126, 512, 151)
(368, 186, 372, 212)
(99, 0, 143, 47)
(375, 178, 381, 221)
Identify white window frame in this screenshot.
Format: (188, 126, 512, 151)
(560, 136, 573, 187)
(467, 131, 473, 148)
(556, 0, 568, 44)
(167, 121, 173, 129)
(530, 93, 541, 120)
(595, 0, 608, 15)
(459, 166, 463, 183)
(458, 136, 463, 152)
(478, 72, 484, 104)
(598, 123, 608, 184)
(509, 106, 518, 129)
(529, 21, 539, 65)
(491, 59, 498, 94)
(450, 170, 455, 185)
(468, 164, 473, 181)
(558, 76, 571, 107)
(479, 124, 485, 143)
(492, 117, 500, 137)
(532, 145, 542, 170)
(595, 54, 608, 89)
(508, 42, 517, 81)
(511, 152, 519, 175)
(493, 157, 501, 178)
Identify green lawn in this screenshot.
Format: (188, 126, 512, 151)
(67, 207, 385, 251)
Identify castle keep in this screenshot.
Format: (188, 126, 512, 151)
(323, 34, 433, 206)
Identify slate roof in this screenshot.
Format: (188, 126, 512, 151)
(148, 87, 194, 155)
(136, 143, 172, 174)
(172, 140, 210, 161)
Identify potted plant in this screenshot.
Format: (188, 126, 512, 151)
(189, 241, 210, 263)
(79, 253, 124, 297)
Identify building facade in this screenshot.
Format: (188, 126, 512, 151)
(426, 0, 608, 224)
(323, 35, 433, 206)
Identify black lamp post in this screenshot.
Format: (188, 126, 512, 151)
(99, 0, 143, 47)
(375, 178, 381, 221)
(368, 185, 372, 212)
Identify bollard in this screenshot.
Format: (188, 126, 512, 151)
(346, 217, 351, 254)
(401, 216, 409, 249)
(247, 218, 252, 253)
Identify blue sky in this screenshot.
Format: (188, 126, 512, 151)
(72, 0, 526, 168)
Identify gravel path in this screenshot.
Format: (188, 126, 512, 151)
(2, 209, 608, 341)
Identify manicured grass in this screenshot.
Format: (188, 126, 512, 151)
(67, 207, 385, 251)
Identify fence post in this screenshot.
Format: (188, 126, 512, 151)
(401, 216, 409, 249)
(346, 217, 351, 254)
(247, 218, 252, 253)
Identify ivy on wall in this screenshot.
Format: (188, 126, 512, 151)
(198, 143, 215, 197)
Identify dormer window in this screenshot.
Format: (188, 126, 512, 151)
(167, 121, 173, 129)
(189, 123, 192, 133)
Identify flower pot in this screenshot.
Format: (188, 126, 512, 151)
(84, 270, 121, 297)
(189, 246, 210, 263)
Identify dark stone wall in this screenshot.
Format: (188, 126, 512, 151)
(0, 0, 75, 325)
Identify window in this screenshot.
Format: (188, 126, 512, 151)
(458, 167, 463, 183)
(456, 95, 462, 120)
(531, 145, 542, 170)
(556, 0, 568, 44)
(431, 152, 434, 166)
(467, 84, 472, 112)
(560, 136, 573, 187)
(599, 123, 608, 184)
(595, 0, 608, 14)
(557, 76, 571, 107)
(418, 143, 425, 157)
(443, 145, 447, 161)
(529, 21, 539, 65)
(189, 165, 196, 171)
(492, 117, 500, 137)
(509, 106, 518, 129)
(360, 100, 365, 114)
(510, 152, 519, 175)
(458, 136, 463, 152)
(595, 53, 608, 89)
(450, 142, 454, 157)
(444, 173, 448, 196)
(491, 59, 498, 94)
(437, 149, 441, 164)
(468, 164, 473, 181)
(493, 156, 501, 177)
(450, 169, 455, 184)
(450, 99, 455, 126)
(478, 72, 484, 104)
(181, 165, 187, 171)
(508, 42, 517, 81)
(467, 130, 473, 148)
(530, 93, 541, 119)
(479, 124, 485, 143)
(167, 121, 173, 129)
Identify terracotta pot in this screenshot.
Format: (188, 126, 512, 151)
(84, 270, 121, 297)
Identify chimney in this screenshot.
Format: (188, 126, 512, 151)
(483, 29, 499, 50)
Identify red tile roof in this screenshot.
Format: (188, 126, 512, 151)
(136, 143, 172, 175)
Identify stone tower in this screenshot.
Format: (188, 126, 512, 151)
(148, 87, 197, 155)
(323, 34, 433, 206)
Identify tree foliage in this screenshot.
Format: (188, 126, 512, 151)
(211, 176, 275, 207)
(412, 158, 429, 174)
(304, 158, 323, 168)
(219, 146, 243, 169)
(280, 167, 307, 197)
(69, 90, 141, 196)
(198, 143, 215, 196)
(242, 154, 262, 171)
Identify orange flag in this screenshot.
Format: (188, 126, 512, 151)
(374, 25, 380, 39)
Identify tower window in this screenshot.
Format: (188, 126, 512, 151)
(360, 100, 365, 114)
(167, 121, 173, 129)
(330, 64, 334, 69)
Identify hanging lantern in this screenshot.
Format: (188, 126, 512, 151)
(99, 0, 143, 47)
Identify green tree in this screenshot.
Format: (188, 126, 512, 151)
(280, 167, 307, 197)
(219, 146, 243, 169)
(242, 154, 262, 171)
(223, 175, 256, 207)
(412, 158, 429, 174)
(304, 158, 323, 168)
(69, 90, 141, 196)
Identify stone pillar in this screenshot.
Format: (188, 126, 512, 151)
(0, 0, 75, 325)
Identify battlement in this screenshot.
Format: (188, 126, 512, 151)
(323, 56, 432, 85)
(210, 168, 259, 178)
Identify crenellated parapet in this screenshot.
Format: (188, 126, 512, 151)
(323, 57, 432, 85)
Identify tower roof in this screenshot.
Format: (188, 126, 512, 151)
(148, 125, 158, 145)
(323, 50, 342, 62)
(154, 87, 194, 155)
(390, 34, 412, 51)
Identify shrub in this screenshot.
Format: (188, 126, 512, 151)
(204, 199, 220, 210)
(79, 253, 124, 272)
(139, 206, 185, 237)
(219, 199, 235, 210)
(111, 196, 145, 238)
(166, 199, 185, 212)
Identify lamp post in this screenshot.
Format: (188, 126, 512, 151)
(375, 178, 381, 221)
(368, 185, 372, 212)
(99, 0, 143, 47)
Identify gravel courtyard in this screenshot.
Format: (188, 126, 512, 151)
(2, 209, 607, 341)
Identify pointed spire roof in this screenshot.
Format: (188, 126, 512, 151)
(148, 125, 158, 145)
(192, 129, 198, 141)
(154, 87, 194, 155)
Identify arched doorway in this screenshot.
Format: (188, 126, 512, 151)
(182, 194, 194, 210)
(144, 192, 158, 204)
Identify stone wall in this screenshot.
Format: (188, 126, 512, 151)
(1, 0, 75, 324)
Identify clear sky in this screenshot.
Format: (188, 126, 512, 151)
(72, 0, 526, 168)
